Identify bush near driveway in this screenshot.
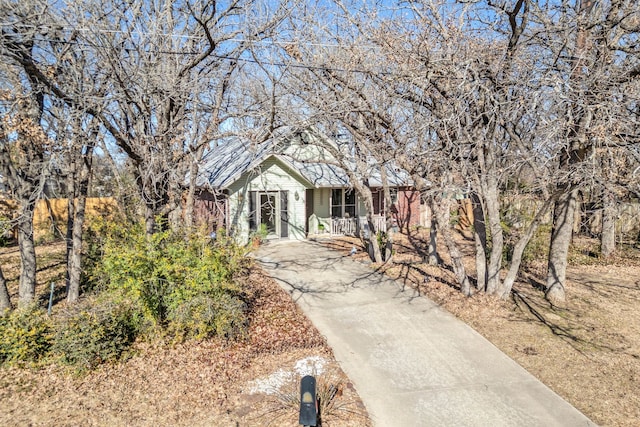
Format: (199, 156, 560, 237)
(93, 224, 250, 341)
(0, 221, 252, 371)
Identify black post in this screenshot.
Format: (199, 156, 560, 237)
(299, 375, 317, 426)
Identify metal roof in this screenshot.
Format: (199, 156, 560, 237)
(196, 137, 276, 189)
(196, 129, 413, 189)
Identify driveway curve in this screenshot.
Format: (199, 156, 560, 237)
(255, 239, 595, 427)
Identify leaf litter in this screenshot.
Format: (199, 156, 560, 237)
(0, 244, 371, 426)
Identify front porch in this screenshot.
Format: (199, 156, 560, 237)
(308, 214, 388, 237)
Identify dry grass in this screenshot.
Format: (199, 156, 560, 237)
(0, 241, 371, 426)
(3, 231, 639, 426)
(325, 230, 640, 427)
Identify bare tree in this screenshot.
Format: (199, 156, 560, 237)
(276, 23, 392, 262)
(2, 0, 290, 238)
(356, 0, 545, 297)
(0, 18, 51, 306)
(61, 118, 96, 303)
(1, 1, 103, 305)
(363, 0, 639, 302)
(531, 0, 640, 304)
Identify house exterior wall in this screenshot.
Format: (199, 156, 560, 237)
(306, 187, 425, 235)
(313, 188, 330, 218)
(393, 188, 422, 231)
(227, 157, 310, 244)
(193, 190, 227, 233)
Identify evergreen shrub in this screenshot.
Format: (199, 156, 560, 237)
(92, 222, 250, 342)
(0, 305, 53, 366)
(52, 298, 138, 370)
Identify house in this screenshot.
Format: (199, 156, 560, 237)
(193, 128, 427, 243)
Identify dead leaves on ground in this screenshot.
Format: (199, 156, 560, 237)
(0, 258, 347, 426)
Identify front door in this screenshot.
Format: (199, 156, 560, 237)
(259, 192, 278, 235)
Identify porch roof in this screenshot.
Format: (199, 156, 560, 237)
(290, 159, 410, 188)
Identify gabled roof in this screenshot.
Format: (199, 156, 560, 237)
(197, 128, 412, 190)
(196, 135, 276, 189)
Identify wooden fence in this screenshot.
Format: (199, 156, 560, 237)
(1, 197, 118, 240)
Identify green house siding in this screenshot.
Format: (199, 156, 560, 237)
(312, 188, 330, 218)
(227, 157, 310, 244)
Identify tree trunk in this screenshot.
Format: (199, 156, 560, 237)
(544, 0, 596, 305)
(498, 197, 554, 299)
(0, 266, 11, 312)
(427, 215, 440, 265)
(367, 212, 384, 263)
(346, 179, 383, 263)
(67, 153, 92, 303)
(168, 202, 182, 232)
(66, 177, 75, 299)
(145, 204, 157, 238)
(484, 181, 503, 295)
(184, 159, 198, 230)
(361, 191, 383, 263)
(66, 196, 76, 300)
(17, 204, 37, 307)
(432, 198, 472, 296)
(601, 188, 615, 258)
(380, 167, 394, 263)
(471, 192, 487, 291)
(545, 189, 578, 305)
(184, 146, 206, 230)
(67, 193, 88, 303)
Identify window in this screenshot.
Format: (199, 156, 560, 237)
(389, 188, 398, 204)
(344, 189, 356, 218)
(331, 188, 357, 218)
(331, 189, 342, 217)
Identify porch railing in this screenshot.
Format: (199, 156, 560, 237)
(331, 218, 358, 235)
(310, 215, 387, 236)
(369, 216, 386, 234)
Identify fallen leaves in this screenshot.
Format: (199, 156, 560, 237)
(0, 255, 367, 426)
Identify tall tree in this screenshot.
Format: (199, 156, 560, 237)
(61, 118, 96, 303)
(346, 0, 547, 297)
(536, 0, 640, 304)
(0, 23, 51, 306)
(2, 0, 290, 237)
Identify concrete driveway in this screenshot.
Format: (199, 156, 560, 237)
(255, 239, 595, 427)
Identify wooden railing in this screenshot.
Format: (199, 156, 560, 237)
(310, 215, 388, 237)
(369, 216, 387, 234)
(331, 218, 358, 235)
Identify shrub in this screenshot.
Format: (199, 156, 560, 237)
(82, 213, 135, 292)
(249, 223, 269, 246)
(52, 298, 139, 371)
(167, 294, 247, 341)
(90, 222, 250, 342)
(521, 225, 551, 267)
(0, 305, 53, 366)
